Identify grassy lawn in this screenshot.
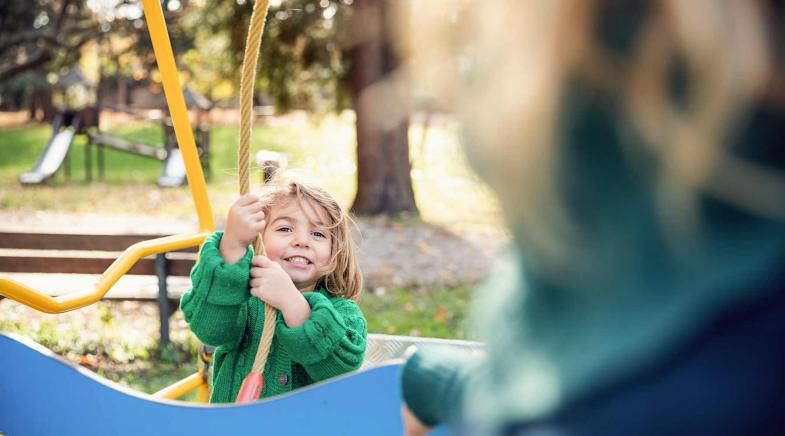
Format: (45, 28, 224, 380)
(0, 114, 503, 234)
(0, 113, 496, 399)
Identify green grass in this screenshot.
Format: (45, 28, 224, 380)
(0, 115, 504, 234)
(362, 285, 473, 339)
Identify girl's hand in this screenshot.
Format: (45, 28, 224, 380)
(402, 406, 432, 436)
(250, 255, 311, 327)
(220, 194, 266, 263)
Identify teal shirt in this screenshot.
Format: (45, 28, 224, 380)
(181, 231, 367, 402)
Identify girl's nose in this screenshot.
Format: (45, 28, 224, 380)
(292, 231, 310, 248)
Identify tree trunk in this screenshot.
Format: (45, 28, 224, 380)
(28, 86, 56, 122)
(350, 0, 417, 216)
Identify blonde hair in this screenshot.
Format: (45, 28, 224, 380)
(413, 0, 785, 274)
(258, 176, 363, 300)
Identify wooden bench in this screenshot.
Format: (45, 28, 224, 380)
(0, 231, 197, 344)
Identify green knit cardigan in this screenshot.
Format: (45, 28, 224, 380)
(180, 231, 367, 403)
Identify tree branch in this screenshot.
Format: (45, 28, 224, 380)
(0, 30, 58, 54)
(0, 50, 53, 82)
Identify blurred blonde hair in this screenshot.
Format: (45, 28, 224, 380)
(413, 0, 785, 272)
(259, 175, 363, 300)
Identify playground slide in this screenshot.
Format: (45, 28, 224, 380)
(19, 128, 76, 185)
(0, 333, 451, 436)
(158, 148, 187, 187)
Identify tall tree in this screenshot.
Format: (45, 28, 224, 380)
(0, 0, 198, 114)
(0, 0, 94, 119)
(190, 0, 351, 110)
(350, 0, 417, 216)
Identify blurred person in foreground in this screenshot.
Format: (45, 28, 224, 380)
(401, 0, 785, 434)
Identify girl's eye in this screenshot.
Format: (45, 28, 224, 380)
(276, 226, 292, 233)
(312, 231, 326, 239)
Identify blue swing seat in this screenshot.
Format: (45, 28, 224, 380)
(0, 333, 409, 436)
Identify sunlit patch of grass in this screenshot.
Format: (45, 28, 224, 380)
(0, 113, 503, 235)
(0, 123, 52, 176)
(409, 122, 506, 237)
(102, 123, 167, 148)
(362, 284, 475, 340)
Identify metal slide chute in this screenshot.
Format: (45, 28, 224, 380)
(19, 113, 81, 185)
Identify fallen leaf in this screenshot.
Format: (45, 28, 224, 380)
(79, 354, 97, 367)
(433, 307, 449, 324)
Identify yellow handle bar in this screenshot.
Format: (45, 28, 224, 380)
(152, 371, 209, 401)
(0, 233, 209, 313)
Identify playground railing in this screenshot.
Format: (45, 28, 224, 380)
(0, 232, 209, 314)
(0, 231, 198, 344)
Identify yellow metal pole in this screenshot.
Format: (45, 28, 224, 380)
(142, 0, 216, 403)
(151, 372, 204, 400)
(198, 378, 211, 403)
(140, 0, 214, 233)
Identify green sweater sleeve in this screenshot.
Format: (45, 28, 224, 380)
(275, 292, 367, 382)
(180, 231, 254, 349)
(401, 346, 484, 427)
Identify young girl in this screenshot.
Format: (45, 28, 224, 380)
(181, 177, 366, 402)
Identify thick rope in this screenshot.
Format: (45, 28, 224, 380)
(237, 0, 275, 377)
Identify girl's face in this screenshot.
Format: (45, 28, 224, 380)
(262, 198, 332, 292)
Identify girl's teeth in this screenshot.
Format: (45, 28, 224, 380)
(288, 257, 308, 264)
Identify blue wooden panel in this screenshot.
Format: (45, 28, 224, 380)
(0, 333, 416, 436)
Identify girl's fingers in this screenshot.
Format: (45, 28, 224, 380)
(252, 255, 273, 267)
(244, 200, 263, 213)
(250, 266, 268, 277)
(237, 193, 259, 206)
(244, 213, 264, 226)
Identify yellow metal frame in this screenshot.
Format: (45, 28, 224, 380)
(0, 0, 216, 401)
(152, 369, 210, 402)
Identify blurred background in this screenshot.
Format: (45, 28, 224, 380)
(0, 0, 502, 396)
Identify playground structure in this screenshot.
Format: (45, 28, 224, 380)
(0, 0, 474, 433)
(88, 97, 211, 187)
(19, 71, 211, 188)
(18, 109, 86, 184)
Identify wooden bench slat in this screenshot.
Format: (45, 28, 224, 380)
(0, 232, 199, 252)
(0, 256, 195, 276)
